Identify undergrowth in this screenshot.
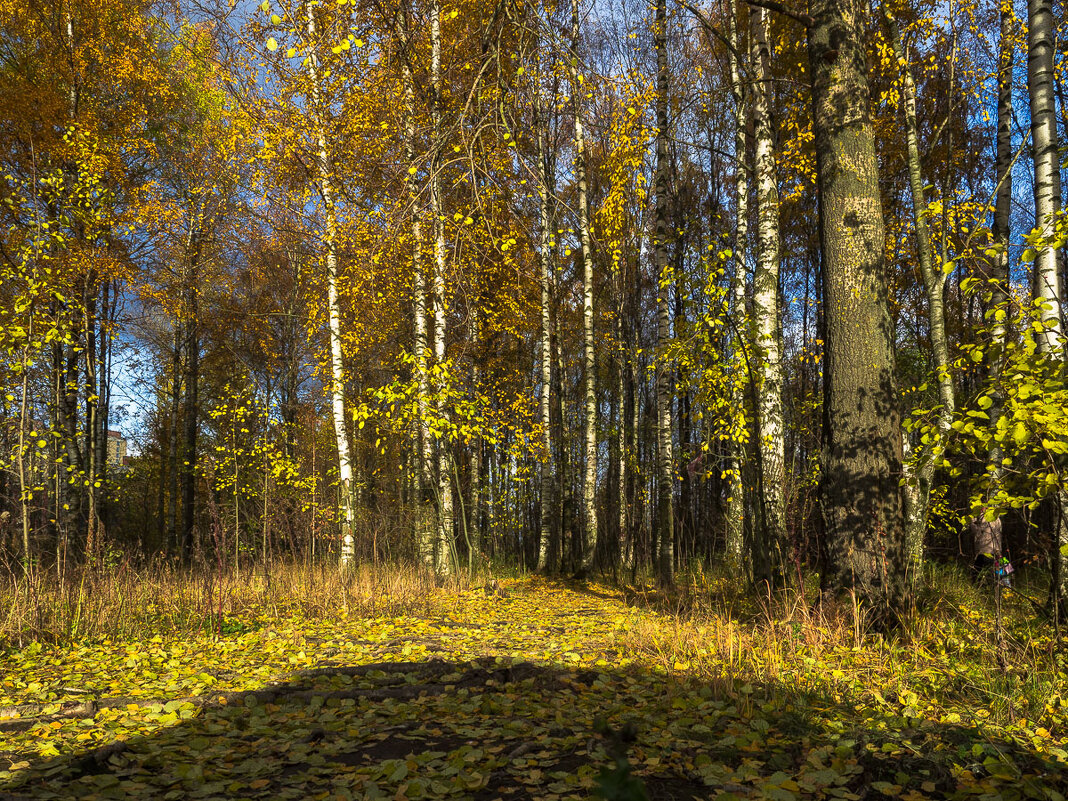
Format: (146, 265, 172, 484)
(614, 562, 1068, 737)
(0, 560, 452, 647)
(3, 558, 1065, 741)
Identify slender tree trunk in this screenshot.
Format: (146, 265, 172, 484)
(167, 325, 181, 555)
(84, 271, 101, 558)
(96, 279, 112, 533)
(808, 0, 907, 614)
(17, 337, 33, 573)
(468, 305, 481, 565)
(652, 0, 674, 586)
(431, 0, 454, 575)
(985, 0, 1013, 506)
(725, 0, 748, 574)
(552, 281, 569, 571)
(181, 207, 203, 563)
(572, 0, 598, 576)
(617, 311, 629, 570)
(1028, 0, 1068, 612)
(305, 0, 356, 567)
(881, 9, 953, 583)
(749, 6, 787, 587)
(537, 76, 557, 572)
(399, 8, 435, 567)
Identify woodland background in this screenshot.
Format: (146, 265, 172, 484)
(2, 0, 1068, 619)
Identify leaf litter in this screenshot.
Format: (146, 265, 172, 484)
(0, 577, 1066, 800)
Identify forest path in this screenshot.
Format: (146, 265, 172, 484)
(0, 578, 1064, 800)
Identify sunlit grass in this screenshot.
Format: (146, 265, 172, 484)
(0, 559, 450, 647)
(614, 563, 1066, 737)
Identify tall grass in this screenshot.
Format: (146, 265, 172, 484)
(0, 560, 449, 647)
(614, 562, 1065, 728)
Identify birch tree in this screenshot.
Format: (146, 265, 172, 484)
(303, 0, 356, 566)
(725, 0, 748, 574)
(749, 5, 786, 587)
(652, 0, 674, 585)
(535, 47, 557, 573)
(571, 0, 598, 577)
(430, 0, 455, 575)
(396, 6, 435, 566)
(1026, 0, 1067, 610)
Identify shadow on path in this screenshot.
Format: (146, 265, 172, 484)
(2, 652, 1064, 800)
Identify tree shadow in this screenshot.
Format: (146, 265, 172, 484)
(2, 654, 1063, 800)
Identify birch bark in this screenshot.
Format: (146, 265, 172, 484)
(536, 68, 557, 572)
(571, 0, 598, 576)
(398, 8, 435, 567)
(653, 0, 674, 585)
(1027, 0, 1068, 610)
(749, 6, 787, 586)
(725, 0, 748, 574)
(431, 0, 454, 575)
(305, 0, 356, 566)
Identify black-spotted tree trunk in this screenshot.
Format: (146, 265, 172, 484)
(653, 0, 674, 585)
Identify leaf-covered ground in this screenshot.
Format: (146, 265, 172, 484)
(1, 578, 1066, 800)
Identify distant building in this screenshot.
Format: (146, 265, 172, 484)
(107, 430, 127, 468)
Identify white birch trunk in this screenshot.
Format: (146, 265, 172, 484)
(398, 9, 435, 567)
(536, 74, 556, 572)
(572, 0, 598, 576)
(1028, 0, 1067, 610)
(468, 305, 481, 565)
(749, 6, 786, 586)
(305, 0, 355, 566)
(1028, 0, 1064, 349)
(725, 0, 748, 574)
(653, 0, 674, 585)
(431, 0, 454, 575)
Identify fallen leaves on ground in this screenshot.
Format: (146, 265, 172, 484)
(0, 578, 1066, 800)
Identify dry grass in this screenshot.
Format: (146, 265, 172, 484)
(0, 559, 453, 647)
(613, 563, 1065, 728)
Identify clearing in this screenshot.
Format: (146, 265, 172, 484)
(0, 578, 1066, 800)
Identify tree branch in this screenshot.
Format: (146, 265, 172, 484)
(745, 0, 813, 28)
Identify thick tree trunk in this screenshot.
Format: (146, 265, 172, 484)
(572, 0, 598, 577)
(653, 0, 674, 586)
(305, 0, 356, 567)
(749, 6, 787, 587)
(808, 0, 907, 614)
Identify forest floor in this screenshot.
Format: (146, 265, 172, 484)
(1, 572, 1067, 800)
